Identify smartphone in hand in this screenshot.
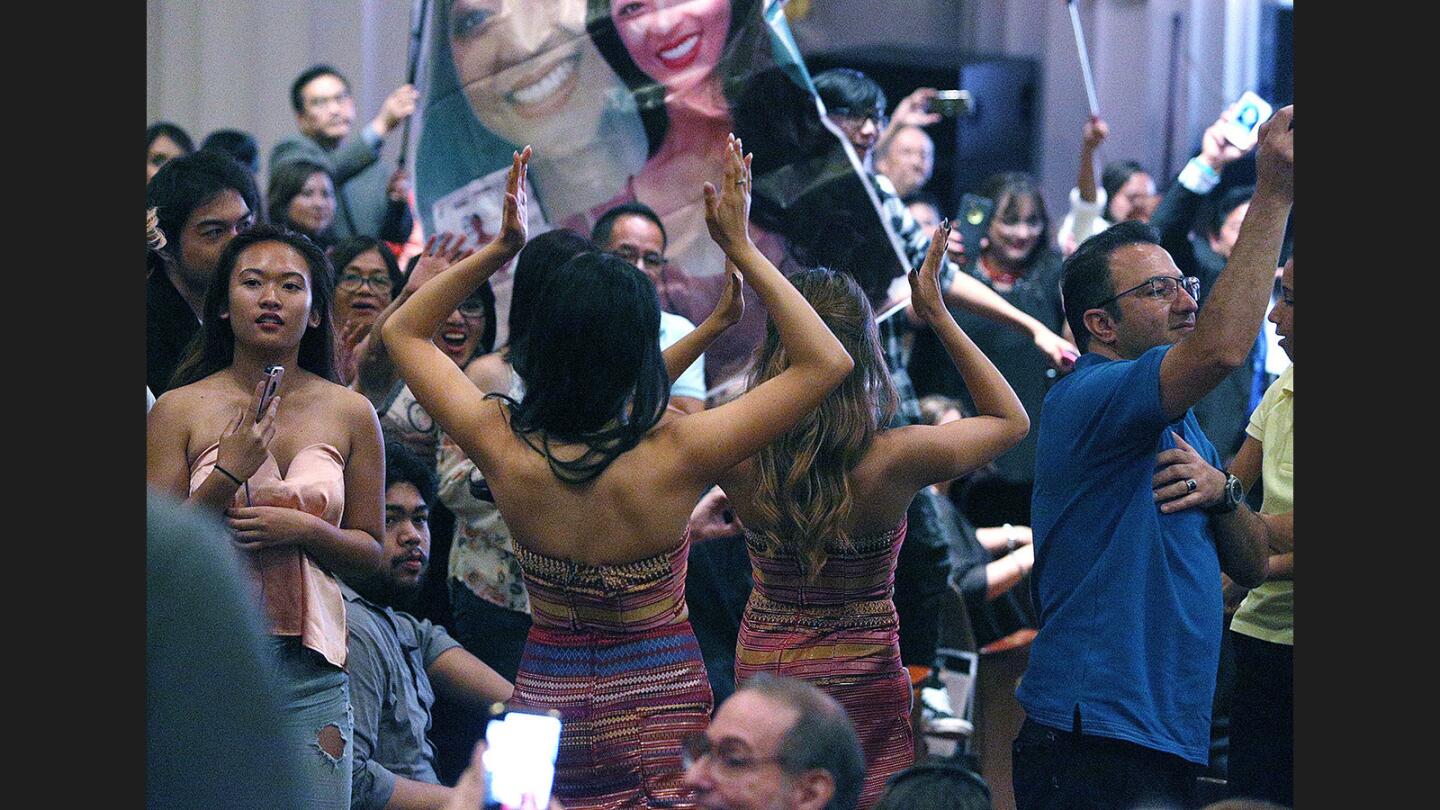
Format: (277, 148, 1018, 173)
(954, 194, 995, 261)
(484, 708, 562, 810)
(1221, 91, 1273, 151)
(256, 365, 284, 421)
(926, 89, 973, 117)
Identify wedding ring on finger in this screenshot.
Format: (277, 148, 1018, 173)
(1185, 479, 1197, 493)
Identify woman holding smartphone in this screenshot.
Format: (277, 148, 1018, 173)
(718, 222, 1029, 807)
(383, 139, 851, 808)
(147, 225, 385, 809)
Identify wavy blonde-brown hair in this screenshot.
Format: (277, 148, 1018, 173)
(747, 268, 897, 579)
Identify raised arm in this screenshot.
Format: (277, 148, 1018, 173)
(1151, 110, 1253, 277)
(890, 223, 1029, 490)
(875, 87, 939, 158)
(667, 135, 852, 478)
(381, 150, 531, 457)
(1158, 105, 1292, 421)
(354, 233, 472, 406)
(662, 260, 742, 386)
(1077, 116, 1107, 204)
(941, 271, 1078, 373)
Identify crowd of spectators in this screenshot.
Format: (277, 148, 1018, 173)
(147, 35, 1294, 810)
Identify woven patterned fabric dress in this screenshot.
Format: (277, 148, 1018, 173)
(510, 531, 712, 809)
(734, 518, 913, 809)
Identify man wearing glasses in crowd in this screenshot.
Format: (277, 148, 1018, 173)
(272, 64, 419, 242)
(592, 202, 709, 414)
(1012, 107, 1293, 809)
(682, 674, 865, 810)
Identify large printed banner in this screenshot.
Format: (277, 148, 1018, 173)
(410, 0, 908, 399)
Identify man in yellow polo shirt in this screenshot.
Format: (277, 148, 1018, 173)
(1224, 254, 1294, 804)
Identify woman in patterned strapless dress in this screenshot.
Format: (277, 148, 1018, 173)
(147, 225, 386, 809)
(717, 224, 1031, 808)
(384, 141, 853, 808)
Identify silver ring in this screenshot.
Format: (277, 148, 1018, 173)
(1185, 479, 1197, 493)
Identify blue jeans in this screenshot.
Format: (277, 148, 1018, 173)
(268, 636, 353, 809)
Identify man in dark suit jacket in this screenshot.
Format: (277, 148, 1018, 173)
(146, 150, 259, 393)
(271, 65, 417, 242)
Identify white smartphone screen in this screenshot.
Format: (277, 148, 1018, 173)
(483, 711, 562, 809)
(1222, 91, 1274, 150)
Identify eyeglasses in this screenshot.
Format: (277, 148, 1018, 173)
(305, 90, 352, 111)
(1093, 275, 1200, 308)
(681, 733, 790, 773)
(457, 300, 488, 318)
(610, 247, 668, 272)
(336, 273, 393, 293)
(828, 107, 888, 130)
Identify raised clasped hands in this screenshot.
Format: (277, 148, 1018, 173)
(497, 146, 532, 255)
(908, 221, 951, 324)
(707, 259, 745, 328)
(702, 133, 754, 255)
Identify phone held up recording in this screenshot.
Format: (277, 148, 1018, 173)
(483, 706, 562, 810)
(954, 193, 995, 264)
(256, 365, 284, 421)
(1221, 91, 1274, 151)
(927, 89, 973, 118)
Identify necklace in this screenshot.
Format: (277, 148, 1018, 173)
(980, 255, 1022, 288)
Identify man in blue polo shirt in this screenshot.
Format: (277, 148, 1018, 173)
(1012, 106, 1292, 809)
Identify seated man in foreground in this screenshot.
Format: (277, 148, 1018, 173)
(1013, 107, 1293, 810)
(345, 441, 513, 810)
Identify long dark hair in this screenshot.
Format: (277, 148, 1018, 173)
(979, 171, 1051, 270)
(506, 229, 595, 365)
(169, 225, 338, 388)
(498, 251, 669, 484)
(747, 268, 896, 578)
(1101, 159, 1147, 222)
(267, 159, 333, 239)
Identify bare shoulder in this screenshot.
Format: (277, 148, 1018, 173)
(328, 381, 384, 429)
(464, 352, 512, 394)
(867, 425, 927, 461)
(149, 376, 228, 423)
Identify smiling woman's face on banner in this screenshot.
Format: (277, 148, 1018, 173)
(448, 0, 620, 154)
(609, 0, 733, 97)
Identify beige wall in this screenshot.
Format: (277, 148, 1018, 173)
(147, 0, 414, 182)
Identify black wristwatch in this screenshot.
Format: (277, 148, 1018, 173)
(1205, 474, 1244, 515)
